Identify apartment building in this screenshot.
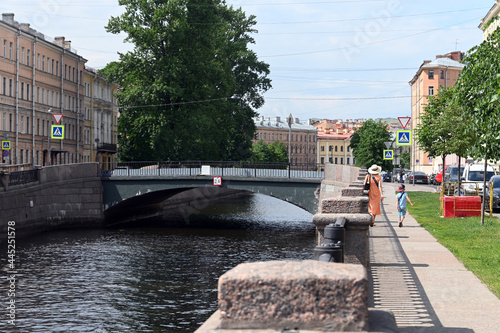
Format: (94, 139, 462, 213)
(83, 67, 118, 167)
(253, 116, 317, 166)
(0, 13, 86, 166)
(479, 2, 500, 40)
(409, 51, 465, 174)
(314, 119, 354, 166)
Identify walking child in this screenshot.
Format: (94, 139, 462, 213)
(396, 184, 413, 228)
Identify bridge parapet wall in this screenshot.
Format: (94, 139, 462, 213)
(314, 165, 372, 266)
(0, 163, 103, 240)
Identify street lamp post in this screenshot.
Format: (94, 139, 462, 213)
(287, 113, 293, 165)
(47, 108, 52, 166)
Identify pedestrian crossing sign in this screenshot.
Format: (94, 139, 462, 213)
(51, 125, 64, 139)
(2, 141, 11, 150)
(384, 150, 394, 160)
(397, 130, 411, 145)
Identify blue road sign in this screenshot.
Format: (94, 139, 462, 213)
(51, 125, 64, 139)
(397, 130, 411, 145)
(384, 150, 394, 160)
(2, 141, 11, 150)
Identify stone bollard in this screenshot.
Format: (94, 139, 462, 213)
(313, 168, 372, 266)
(196, 260, 398, 333)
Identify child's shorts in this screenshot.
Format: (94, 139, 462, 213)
(398, 208, 406, 218)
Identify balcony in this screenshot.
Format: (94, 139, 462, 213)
(97, 142, 117, 153)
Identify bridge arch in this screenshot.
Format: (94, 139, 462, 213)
(102, 176, 321, 226)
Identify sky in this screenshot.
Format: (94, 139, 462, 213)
(2, 0, 494, 122)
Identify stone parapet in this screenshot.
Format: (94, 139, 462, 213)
(217, 260, 369, 332)
(321, 196, 369, 214)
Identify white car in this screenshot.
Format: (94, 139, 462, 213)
(462, 164, 497, 195)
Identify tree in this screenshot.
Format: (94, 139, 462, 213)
(414, 86, 474, 171)
(250, 140, 288, 163)
(454, 27, 500, 162)
(349, 119, 392, 171)
(103, 0, 271, 161)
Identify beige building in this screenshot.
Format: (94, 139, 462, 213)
(409, 51, 465, 174)
(83, 67, 119, 168)
(479, 2, 500, 40)
(314, 120, 354, 166)
(0, 13, 86, 166)
(253, 116, 317, 166)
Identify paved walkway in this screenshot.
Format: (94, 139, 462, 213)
(368, 183, 500, 333)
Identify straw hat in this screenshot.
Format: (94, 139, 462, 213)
(368, 164, 382, 175)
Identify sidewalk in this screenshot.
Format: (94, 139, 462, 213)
(368, 183, 500, 333)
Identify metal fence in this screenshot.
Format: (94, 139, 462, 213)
(7, 168, 39, 186)
(99, 161, 325, 179)
(439, 181, 494, 217)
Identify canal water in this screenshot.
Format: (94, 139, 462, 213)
(1, 193, 316, 332)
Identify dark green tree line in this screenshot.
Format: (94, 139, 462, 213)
(102, 0, 271, 161)
(349, 119, 393, 171)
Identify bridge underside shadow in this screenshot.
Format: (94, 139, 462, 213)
(102, 178, 321, 227)
(103, 187, 257, 228)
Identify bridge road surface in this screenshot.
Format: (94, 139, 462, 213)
(368, 183, 500, 333)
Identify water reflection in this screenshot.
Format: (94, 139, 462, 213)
(2, 194, 315, 332)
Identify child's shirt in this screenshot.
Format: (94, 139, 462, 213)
(396, 191, 408, 211)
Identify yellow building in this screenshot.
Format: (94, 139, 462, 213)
(0, 13, 86, 166)
(479, 2, 500, 40)
(314, 120, 354, 166)
(83, 67, 119, 168)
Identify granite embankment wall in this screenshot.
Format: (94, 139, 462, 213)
(0, 163, 103, 240)
(319, 164, 361, 200)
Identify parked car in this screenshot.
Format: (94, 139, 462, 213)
(443, 165, 464, 195)
(485, 175, 500, 212)
(462, 163, 497, 195)
(383, 172, 392, 182)
(405, 171, 428, 184)
(429, 173, 437, 185)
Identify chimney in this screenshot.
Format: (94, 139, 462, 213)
(55, 36, 65, 47)
(294, 118, 300, 123)
(275, 116, 281, 122)
(2, 13, 15, 25)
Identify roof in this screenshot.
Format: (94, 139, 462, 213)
(254, 117, 317, 131)
(421, 57, 465, 69)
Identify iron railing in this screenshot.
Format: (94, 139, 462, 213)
(7, 169, 39, 186)
(99, 161, 325, 179)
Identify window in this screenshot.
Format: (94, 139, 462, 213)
(27, 84, 30, 101)
(428, 86, 434, 96)
(37, 54, 40, 69)
(21, 47, 25, 64)
(335, 146, 338, 152)
(347, 158, 350, 165)
(21, 82, 24, 99)
(335, 157, 338, 164)
(3, 40, 6, 57)
(321, 146, 325, 152)
(440, 70, 445, 79)
(341, 146, 344, 152)
(9, 79, 12, 96)
(428, 70, 434, 79)
(9, 42, 12, 59)
(341, 158, 344, 165)
(42, 56, 45, 71)
(27, 49, 30, 66)
(3, 77, 6, 95)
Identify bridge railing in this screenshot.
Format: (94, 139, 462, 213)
(99, 161, 325, 179)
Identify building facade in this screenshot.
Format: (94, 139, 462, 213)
(0, 13, 86, 166)
(314, 120, 354, 166)
(83, 67, 118, 167)
(479, 2, 500, 40)
(253, 116, 317, 166)
(409, 51, 465, 174)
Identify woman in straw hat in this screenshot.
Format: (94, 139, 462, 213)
(364, 164, 384, 226)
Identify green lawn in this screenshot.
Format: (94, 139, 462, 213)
(406, 191, 500, 298)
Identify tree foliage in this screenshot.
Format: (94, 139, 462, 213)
(349, 119, 392, 171)
(454, 27, 500, 162)
(250, 140, 288, 163)
(102, 0, 271, 161)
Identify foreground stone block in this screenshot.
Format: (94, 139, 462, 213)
(321, 196, 369, 214)
(218, 260, 369, 332)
